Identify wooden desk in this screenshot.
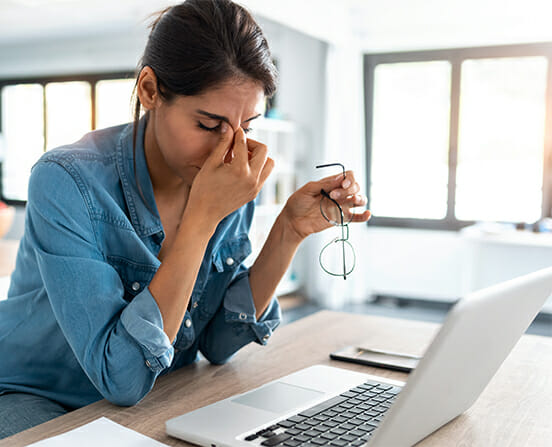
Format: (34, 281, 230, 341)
(2, 311, 551, 446)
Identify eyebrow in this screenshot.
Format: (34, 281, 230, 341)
(196, 109, 262, 126)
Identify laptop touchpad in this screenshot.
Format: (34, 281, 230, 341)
(232, 382, 324, 414)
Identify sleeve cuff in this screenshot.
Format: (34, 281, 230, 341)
(223, 271, 282, 345)
(120, 287, 174, 372)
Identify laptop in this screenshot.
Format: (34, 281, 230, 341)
(166, 266, 552, 446)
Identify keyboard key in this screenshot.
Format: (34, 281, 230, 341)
(349, 429, 366, 437)
(261, 431, 277, 438)
(349, 418, 364, 426)
(388, 386, 403, 395)
(341, 412, 357, 419)
(288, 415, 307, 424)
(320, 432, 338, 440)
(340, 391, 357, 398)
(358, 424, 376, 433)
(285, 428, 301, 436)
(339, 434, 357, 442)
(295, 423, 310, 431)
(305, 419, 320, 426)
(329, 440, 348, 447)
(314, 415, 330, 422)
(351, 441, 366, 447)
(283, 441, 301, 447)
(351, 386, 367, 393)
(332, 415, 347, 424)
(321, 410, 338, 418)
(349, 408, 363, 415)
(244, 434, 258, 441)
(299, 396, 348, 418)
(304, 430, 320, 437)
(348, 398, 362, 405)
(339, 402, 354, 409)
(340, 423, 356, 431)
(329, 427, 347, 435)
(321, 420, 339, 429)
(278, 420, 295, 428)
(261, 433, 291, 446)
(310, 438, 329, 445)
(293, 435, 311, 442)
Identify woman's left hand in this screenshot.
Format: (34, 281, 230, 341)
(281, 170, 371, 242)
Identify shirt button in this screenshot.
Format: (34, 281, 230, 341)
(192, 302, 198, 309)
(262, 335, 270, 342)
(225, 257, 235, 266)
(239, 313, 247, 320)
(145, 360, 151, 368)
(131, 282, 140, 291)
(184, 319, 192, 328)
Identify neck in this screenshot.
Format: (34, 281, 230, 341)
(143, 114, 189, 196)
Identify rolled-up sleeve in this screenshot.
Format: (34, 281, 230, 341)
(199, 266, 282, 365)
(29, 160, 171, 406)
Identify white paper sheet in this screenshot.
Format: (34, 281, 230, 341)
(27, 417, 169, 447)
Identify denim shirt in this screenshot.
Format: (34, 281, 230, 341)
(0, 117, 281, 409)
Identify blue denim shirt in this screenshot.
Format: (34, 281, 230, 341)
(0, 117, 281, 409)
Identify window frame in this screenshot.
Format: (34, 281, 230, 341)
(0, 71, 135, 206)
(364, 42, 552, 231)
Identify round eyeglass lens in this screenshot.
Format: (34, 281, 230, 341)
(320, 194, 355, 225)
(319, 238, 356, 276)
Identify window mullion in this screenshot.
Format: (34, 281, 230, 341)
(541, 56, 552, 218)
(446, 59, 461, 222)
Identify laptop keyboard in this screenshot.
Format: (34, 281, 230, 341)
(242, 379, 402, 446)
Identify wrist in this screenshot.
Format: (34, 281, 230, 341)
(277, 207, 306, 246)
(179, 206, 219, 240)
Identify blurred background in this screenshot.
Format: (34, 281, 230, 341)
(0, 0, 551, 335)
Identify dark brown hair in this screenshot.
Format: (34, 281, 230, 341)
(132, 0, 278, 151)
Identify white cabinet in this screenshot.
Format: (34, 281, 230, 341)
(246, 118, 300, 296)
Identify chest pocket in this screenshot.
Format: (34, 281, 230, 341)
(197, 234, 252, 319)
(107, 255, 157, 302)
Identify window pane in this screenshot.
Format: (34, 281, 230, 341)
(456, 57, 547, 222)
(370, 61, 451, 219)
(45, 81, 91, 151)
(1, 84, 44, 201)
(95, 79, 136, 129)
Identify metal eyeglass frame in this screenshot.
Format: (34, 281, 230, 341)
(315, 163, 356, 280)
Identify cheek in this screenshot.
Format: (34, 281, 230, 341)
(156, 115, 206, 163)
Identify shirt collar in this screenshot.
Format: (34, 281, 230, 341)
(116, 115, 164, 238)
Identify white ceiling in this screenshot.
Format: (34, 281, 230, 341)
(2, 0, 552, 52)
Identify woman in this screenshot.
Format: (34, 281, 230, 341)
(0, 0, 370, 439)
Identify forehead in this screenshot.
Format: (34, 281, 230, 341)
(177, 79, 265, 115)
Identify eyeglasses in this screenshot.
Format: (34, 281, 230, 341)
(316, 163, 356, 280)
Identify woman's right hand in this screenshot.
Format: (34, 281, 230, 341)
(185, 123, 274, 230)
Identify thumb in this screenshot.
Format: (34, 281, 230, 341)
(206, 122, 234, 166)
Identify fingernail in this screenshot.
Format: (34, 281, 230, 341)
(342, 179, 351, 188)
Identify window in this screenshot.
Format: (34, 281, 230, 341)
(365, 44, 552, 230)
(0, 72, 134, 203)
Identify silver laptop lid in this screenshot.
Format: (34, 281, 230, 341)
(370, 266, 552, 446)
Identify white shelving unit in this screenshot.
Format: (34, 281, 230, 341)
(246, 117, 300, 296)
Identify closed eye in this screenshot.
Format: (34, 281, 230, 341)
(197, 121, 253, 134)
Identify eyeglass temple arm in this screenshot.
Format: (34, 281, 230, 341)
(315, 163, 346, 179)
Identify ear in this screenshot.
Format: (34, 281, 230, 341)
(136, 66, 160, 111)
